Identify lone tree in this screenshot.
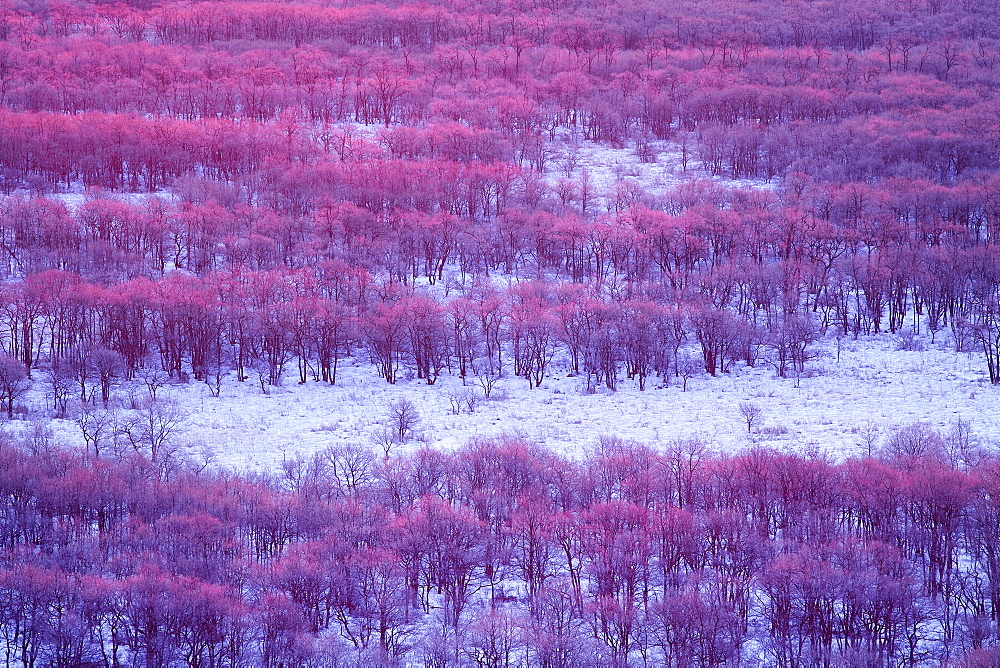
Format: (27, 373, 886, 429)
(387, 398, 420, 442)
(0, 354, 30, 418)
(738, 401, 763, 434)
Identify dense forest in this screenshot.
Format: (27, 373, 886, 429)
(1, 0, 1000, 663)
(2, 436, 1000, 666)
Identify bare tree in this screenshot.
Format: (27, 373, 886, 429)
(770, 314, 817, 380)
(463, 390, 481, 413)
(205, 368, 223, 398)
(312, 443, 376, 498)
(446, 390, 464, 416)
(446, 389, 481, 415)
(678, 130, 694, 170)
(139, 364, 169, 401)
(738, 401, 763, 434)
(47, 358, 75, 417)
(76, 404, 117, 458)
(118, 398, 187, 463)
(859, 421, 881, 458)
(477, 372, 500, 399)
(386, 398, 420, 442)
(372, 427, 401, 459)
(676, 352, 701, 392)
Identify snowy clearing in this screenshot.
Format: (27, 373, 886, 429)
(22, 329, 996, 473)
(541, 132, 773, 197)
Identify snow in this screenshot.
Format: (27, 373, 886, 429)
(44, 188, 176, 211)
(541, 132, 773, 201)
(28, 329, 997, 473)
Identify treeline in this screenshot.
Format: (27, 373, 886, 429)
(0, 434, 997, 666)
(3, 184, 1000, 394)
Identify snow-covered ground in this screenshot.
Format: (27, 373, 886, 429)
(541, 132, 773, 199)
(25, 329, 997, 473)
(42, 186, 177, 211)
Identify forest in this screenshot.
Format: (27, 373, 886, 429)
(2, 437, 1000, 666)
(1, 0, 1000, 663)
